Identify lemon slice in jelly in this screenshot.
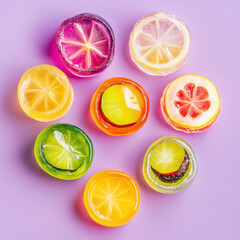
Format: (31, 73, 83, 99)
(129, 12, 191, 76)
(101, 84, 144, 126)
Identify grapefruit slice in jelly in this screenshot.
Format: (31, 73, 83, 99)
(161, 75, 221, 132)
(129, 12, 190, 76)
(84, 170, 140, 227)
(56, 13, 115, 77)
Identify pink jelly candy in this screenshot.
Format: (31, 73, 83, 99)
(56, 13, 115, 77)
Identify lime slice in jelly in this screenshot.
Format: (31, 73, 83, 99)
(34, 124, 93, 180)
(101, 84, 143, 126)
(150, 141, 185, 174)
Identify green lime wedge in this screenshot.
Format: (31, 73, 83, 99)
(34, 124, 93, 180)
(150, 141, 185, 174)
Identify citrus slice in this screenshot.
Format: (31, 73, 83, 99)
(150, 141, 185, 174)
(90, 77, 149, 136)
(143, 137, 197, 194)
(34, 124, 93, 180)
(84, 170, 140, 227)
(101, 84, 144, 126)
(56, 13, 115, 77)
(129, 12, 190, 76)
(18, 65, 73, 122)
(161, 74, 221, 132)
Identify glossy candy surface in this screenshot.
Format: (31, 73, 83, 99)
(18, 65, 73, 122)
(84, 170, 140, 227)
(161, 74, 221, 133)
(129, 12, 191, 76)
(143, 137, 197, 194)
(56, 13, 115, 77)
(90, 77, 149, 136)
(34, 124, 93, 180)
(101, 84, 144, 126)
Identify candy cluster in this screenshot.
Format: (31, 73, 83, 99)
(17, 12, 221, 227)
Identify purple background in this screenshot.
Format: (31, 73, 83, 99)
(0, 0, 239, 239)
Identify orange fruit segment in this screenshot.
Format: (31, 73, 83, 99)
(129, 12, 190, 76)
(18, 65, 73, 122)
(162, 75, 221, 131)
(84, 170, 140, 227)
(174, 83, 211, 118)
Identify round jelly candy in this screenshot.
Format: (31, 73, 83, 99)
(18, 65, 74, 122)
(129, 12, 191, 76)
(143, 137, 197, 194)
(84, 170, 140, 227)
(90, 77, 149, 136)
(161, 74, 221, 133)
(56, 13, 115, 77)
(34, 124, 93, 180)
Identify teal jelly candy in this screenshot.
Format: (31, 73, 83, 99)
(34, 124, 93, 180)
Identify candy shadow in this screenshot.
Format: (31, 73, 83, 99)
(82, 100, 106, 137)
(22, 138, 56, 181)
(4, 75, 35, 125)
(155, 92, 172, 130)
(75, 187, 100, 227)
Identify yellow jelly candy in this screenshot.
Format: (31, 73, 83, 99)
(84, 170, 140, 227)
(18, 65, 73, 122)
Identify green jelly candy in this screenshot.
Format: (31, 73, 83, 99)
(34, 124, 93, 180)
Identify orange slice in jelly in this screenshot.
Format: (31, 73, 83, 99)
(161, 74, 221, 132)
(84, 170, 140, 227)
(18, 65, 73, 122)
(90, 77, 149, 136)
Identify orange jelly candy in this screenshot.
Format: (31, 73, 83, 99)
(84, 170, 140, 227)
(18, 65, 73, 122)
(90, 77, 149, 136)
